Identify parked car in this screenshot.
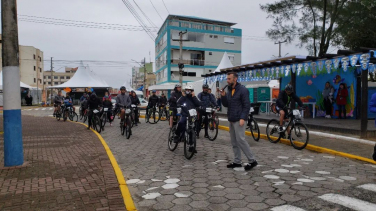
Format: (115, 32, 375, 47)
(139, 98, 148, 110)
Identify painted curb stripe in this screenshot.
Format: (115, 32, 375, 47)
(318, 193, 376, 211)
(271, 205, 306, 211)
(217, 125, 376, 165)
(53, 117, 137, 211)
(357, 184, 376, 192)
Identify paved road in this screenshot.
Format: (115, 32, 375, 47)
(98, 117, 376, 211)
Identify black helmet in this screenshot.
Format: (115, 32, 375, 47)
(202, 84, 209, 89)
(120, 86, 126, 90)
(285, 84, 293, 92)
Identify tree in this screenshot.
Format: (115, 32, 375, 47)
(260, 0, 347, 57)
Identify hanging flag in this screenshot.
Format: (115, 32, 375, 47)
(285, 65, 291, 77)
(325, 59, 332, 74)
(332, 57, 341, 70)
(349, 54, 360, 67)
(291, 64, 296, 74)
(360, 53, 370, 70)
(275, 67, 280, 77)
(317, 60, 324, 72)
(311, 62, 317, 76)
(271, 67, 275, 79)
(341, 56, 350, 72)
(297, 64, 303, 76)
(304, 63, 309, 73)
(369, 64, 375, 73)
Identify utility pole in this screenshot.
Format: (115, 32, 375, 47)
(172, 30, 188, 86)
(50, 57, 53, 105)
(2, 0, 24, 166)
(275, 40, 287, 58)
(143, 57, 146, 97)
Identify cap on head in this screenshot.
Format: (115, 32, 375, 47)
(285, 84, 293, 92)
(184, 85, 193, 90)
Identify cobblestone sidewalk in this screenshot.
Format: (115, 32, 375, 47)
(0, 116, 125, 211)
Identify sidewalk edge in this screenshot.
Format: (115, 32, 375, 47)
(218, 125, 376, 165)
(75, 121, 137, 211)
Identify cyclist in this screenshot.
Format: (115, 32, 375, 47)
(168, 84, 182, 128)
(197, 84, 217, 138)
(146, 90, 160, 122)
(53, 91, 64, 117)
(130, 91, 141, 126)
(208, 88, 216, 100)
(87, 93, 102, 130)
(173, 85, 201, 151)
(102, 96, 114, 126)
(276, 84, 304, 138)
(116, 86, 132, 125)
(80, 93, 88, 102)
(103, 91, 112, 102)
(64, 92, 75, 112)
(159, 93, 168, 115)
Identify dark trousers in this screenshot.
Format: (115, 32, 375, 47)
(197, 112, 208, 136)
(133, 108, 139, 123)
(107, 110, 113, 123)
(338, 105, 346, 118)
(88, 110, 93, 127)
(217, 98, 222, 111)
(323, 98, 332, 116)
(175, 116, 187, 138)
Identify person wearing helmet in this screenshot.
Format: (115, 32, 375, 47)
(87, 92, 103, 129)
(102, 95, 114, 126)
(174, 85, 201, 151)
(146, 90, 160, 122)
(168, 84, 183, 128)
(276, 83, 304, 136)
(130, 91, 141, 126)
(197, 84, 218, 138)
(116, 86, 132, 124)
(102, 91, 111, 102)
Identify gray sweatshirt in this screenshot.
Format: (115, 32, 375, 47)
(116, 93, 131, 107)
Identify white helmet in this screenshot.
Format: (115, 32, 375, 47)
(184, 85, 193, 90)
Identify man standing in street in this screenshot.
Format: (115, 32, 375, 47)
(220, 72, 258, 171)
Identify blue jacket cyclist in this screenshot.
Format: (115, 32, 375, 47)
(197, 84, 218, 138)
(174, 85, 201, 147)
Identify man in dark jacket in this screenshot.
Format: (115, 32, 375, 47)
(197, 84, 217, 138)
(87, 93, 102, 130)
(220, 72, 257, 171)
(168, 84, 182, 128)
(174, 85, 201, 152)
(276, 84, 304, 138)
(102, 96, 113, 126)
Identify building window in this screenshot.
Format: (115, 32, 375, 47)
(34, 78, 36, 83)
(39, 79, 42, 83)
(191, 53, 203, 66)
(48, 82, 51, 85)
(214, 35, 218, 39)
(224, 37, 235, 44)
(34, 66, 36, 71)
(209, 52, 212, 55)
(39, 57, 41, 62)
(39, 68, 42, 72)
(66, 76, 70, 79)
(48, 76, 51, 79)
(54, 76, 58, 79)
(33, 54, 36, 60)
(60, 76, 64, 79)
(187, 72, 196, 77)
(54, 82, 58, 85)
(228, 54, 235, 62)
(44, 76, 46, 79)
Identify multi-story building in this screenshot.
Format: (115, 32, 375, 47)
(43, 67, 77, 87)
(132, 62, 153, 89)
(155, 15, 242, 85)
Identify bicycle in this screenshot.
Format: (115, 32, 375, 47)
(119, 105, 132, 139)
(79, 106, 88, 123)
(55, 104, 63, 121)
(168, 107, 182, 152)
(100, 107, 110, 131)
(159, 105, 169, 121)
(266, 108, 309, 150)
(183, 108, 198, 160)
(147, 105, 160, 124)
(201, 107, 219, 141)
(247, 106, 260, 141)
(89, 109, 102, 133)
(67, 106, 78, 122)
(130, 104, 137, 127)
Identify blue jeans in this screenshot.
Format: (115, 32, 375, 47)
(175, 116, 187, 138)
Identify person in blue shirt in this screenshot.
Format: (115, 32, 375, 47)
(368, 92, 376, 161)
(197, 84, 217, 138)
(174, 85, 201, 150)
(64, 92, 76, 113)
(80, 93, 88, 102)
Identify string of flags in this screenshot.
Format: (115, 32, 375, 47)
(204, 51, 376, 84)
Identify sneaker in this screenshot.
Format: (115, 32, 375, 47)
(373, 144, 376, 161)
(227, 163, 242, 168)
(204, 134, 209, 138)
(244, 160, 258, 171)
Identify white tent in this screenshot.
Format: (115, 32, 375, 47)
(48, 63, 110, 88)
(214, 52, 233, 72)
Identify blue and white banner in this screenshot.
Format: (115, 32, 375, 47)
(341, 56, 350, 72)
(325, 59, 332, 74)
(349, 54, 360, 67)
(360, 53, 371, 71)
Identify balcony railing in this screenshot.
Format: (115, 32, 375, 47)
(170, 59, 205, 66)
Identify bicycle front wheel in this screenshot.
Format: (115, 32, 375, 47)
(153, 111, 160, 123)
(120, 121, 125, 135)
(184, 130, 196, 160)
(71, 112, 78, 122)
(94, 116, 102, 133)
(207, 118, 218, 141)
(266, 119, 281, 143)
(168, 126, 178, 151)
(125, 123, 131, 139)
(249, 118, 260, 142)
(290, 122, 309, 150)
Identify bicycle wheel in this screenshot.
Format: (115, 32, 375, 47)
(168, 126, 178, 151)
(63, 111, 68, 122)
(56, 110, 61, 121)
(125, 120, 131, 139)
(207, 118, 218, 141)
(153, 111, 160, 123)
(95, 116, 102, 133)
(131, 112, 135, 127)
(249, 118, 260, 142)
(266, 119, 281, 143)
(290, 122, 309, 150)
(184, 130, 196, 160)
(101, 113, 107, 130)
(71, 112, 78, 122)
(120, 121, 125, 135)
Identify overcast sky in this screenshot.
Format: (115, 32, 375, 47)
(13, 0, 332, 88)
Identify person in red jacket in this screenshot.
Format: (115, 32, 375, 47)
(336, 83, 348, 119)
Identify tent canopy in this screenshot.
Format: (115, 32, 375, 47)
(48, 63, 110, 88)
(0, 71, 35, 90)
(214, 52, 234, 73)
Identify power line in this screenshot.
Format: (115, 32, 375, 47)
(161, 0, 170, 14)
(132, 0, 158, 28)
(149, 0, 163, 21)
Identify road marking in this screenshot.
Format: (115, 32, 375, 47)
(35, 108, 39, 110)
(271, 205, 306, 211)
(358, 184, 376, 192)
(318, 193, 376, 211)
(42, 108, 46, 110)
(49, 108, 53, 110)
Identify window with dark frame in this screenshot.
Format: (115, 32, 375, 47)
(34, 78, 36, 83)
(209, 52, 212, 55)
(34, 66, 36, 71)
(33, 54, 36, 60)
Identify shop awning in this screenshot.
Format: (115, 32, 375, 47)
(149, 83, 175, 91)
